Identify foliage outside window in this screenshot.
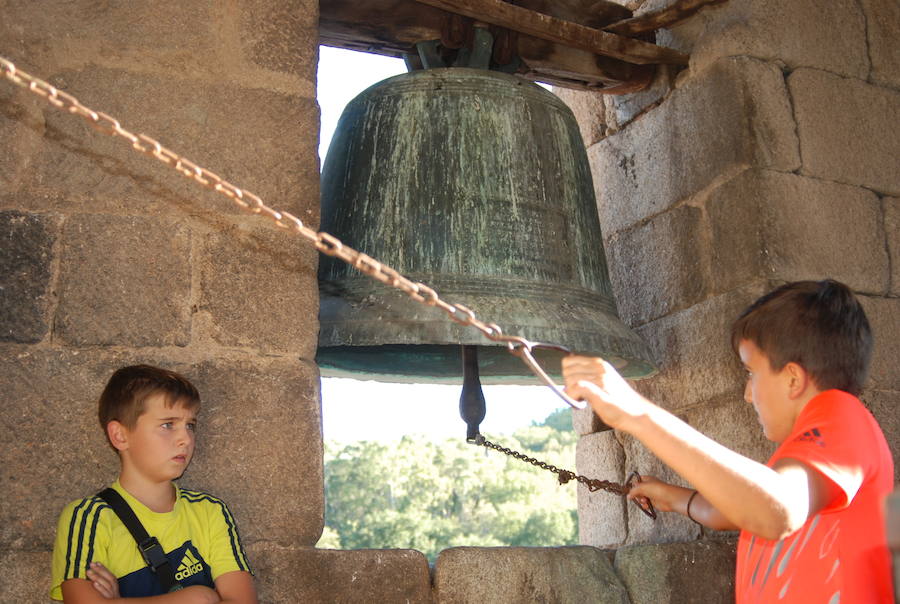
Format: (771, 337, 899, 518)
(320, 409, 578, 561)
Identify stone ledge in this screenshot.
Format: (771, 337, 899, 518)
(249, 545, 433, 604)
(615, 539, 738, 604)
(433, 546, 629, 603)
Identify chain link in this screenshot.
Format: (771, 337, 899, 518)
(0, 55, 588, 409)
(481, 438, 629, 495)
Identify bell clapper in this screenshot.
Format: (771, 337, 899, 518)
(459, 345, 487, 444)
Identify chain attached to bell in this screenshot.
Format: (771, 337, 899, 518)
(457, 344, 656, 519)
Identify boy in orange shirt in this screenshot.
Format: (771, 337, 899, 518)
(562, 279, 894, 602)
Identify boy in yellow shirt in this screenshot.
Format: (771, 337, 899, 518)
(50, 365, 257, 603)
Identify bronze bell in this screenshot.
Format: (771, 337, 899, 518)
(317, 67, 655, 384)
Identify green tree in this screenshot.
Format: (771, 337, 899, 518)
(320, 407, 580, 560)
(537, 407, 574, 432)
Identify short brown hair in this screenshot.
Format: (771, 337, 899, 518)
(731, 280, 872, 395)
(98, 365, 200, 447)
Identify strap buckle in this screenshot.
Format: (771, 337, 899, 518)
(138, 536, 169, 572)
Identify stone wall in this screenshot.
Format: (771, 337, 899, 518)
(0, 2, 325, 601)
(2, 0, 898, 602)
(557, 0, 900, 590)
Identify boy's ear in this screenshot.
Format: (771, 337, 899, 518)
(784, 362, 810, 399)
(107, 420, 129, 452)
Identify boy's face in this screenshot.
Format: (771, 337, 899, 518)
(119, 392, 197, 483)
(739, 339, 797, 443)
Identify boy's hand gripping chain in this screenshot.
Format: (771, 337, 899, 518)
(0, 55, 654, 517)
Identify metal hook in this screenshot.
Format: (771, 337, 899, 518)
(506, 340, 588, 410)
(625, 471, 657, 520)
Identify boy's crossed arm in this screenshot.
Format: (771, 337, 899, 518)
(61, 564, 256, 604)
(561, 356, 840, 541)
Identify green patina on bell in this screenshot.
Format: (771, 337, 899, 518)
(317, 66, 656, 384)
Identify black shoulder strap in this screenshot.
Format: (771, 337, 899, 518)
(97, 488, 181, 593)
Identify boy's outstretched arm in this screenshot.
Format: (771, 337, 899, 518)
(627, 477, 738, 530)
(562, 356, 840, 540)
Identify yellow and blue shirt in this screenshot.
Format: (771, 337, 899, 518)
(50, 481, 251, 600)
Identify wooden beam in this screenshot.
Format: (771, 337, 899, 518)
(604, 0, 728, 36)
(410, 0, 689, 65)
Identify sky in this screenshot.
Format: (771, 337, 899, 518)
(316, 46, 568, 444)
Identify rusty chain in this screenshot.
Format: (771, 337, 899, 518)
(480, 438, 657, 518)
(0, 55, 658, 515)
(0, 55, 585, 411)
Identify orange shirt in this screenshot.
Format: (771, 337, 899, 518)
(736, 390, 894, 603)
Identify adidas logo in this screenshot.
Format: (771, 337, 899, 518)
(795, 427, 826, 447)
(175, 550, 204, 581)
